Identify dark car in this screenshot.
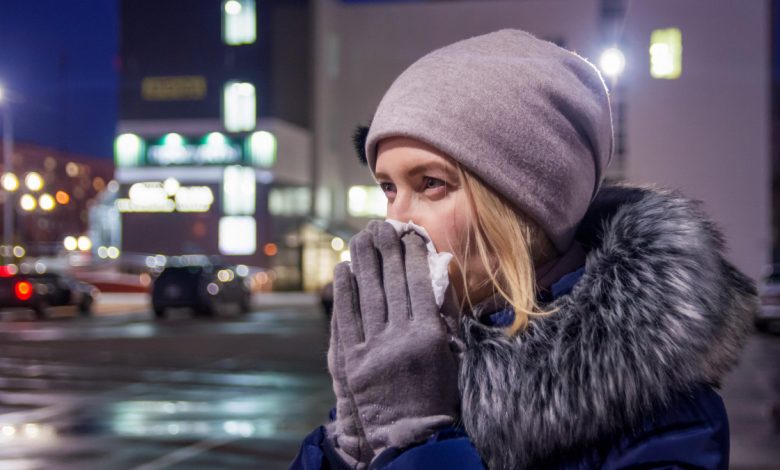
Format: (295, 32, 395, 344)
(756, 264, 780, 333)
(0, 269, 97, 319)
(151, 264, 251, 319)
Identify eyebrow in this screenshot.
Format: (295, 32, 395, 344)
(375, 161, 456, 180)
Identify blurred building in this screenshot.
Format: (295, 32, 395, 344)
(313, 0, 770, 281)
(0, 141, 113, 257)
(114, 0, 315, 290)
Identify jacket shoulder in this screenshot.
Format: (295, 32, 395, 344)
(598, 383, 730, 470)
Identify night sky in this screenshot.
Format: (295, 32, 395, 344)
(0, 0, 118, 159)
(0, 0, 777, 162)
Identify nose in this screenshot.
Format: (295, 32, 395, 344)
(386, 189, 416, 223)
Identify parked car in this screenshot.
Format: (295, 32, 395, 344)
(756, 264, 780, 333)
(151, 263, 251, 319)
(0, 268, 97, 319)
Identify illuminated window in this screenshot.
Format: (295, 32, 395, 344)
(223, 166, 256, 215)
(269, 187, 310, 216)
(219, 216, 256, 255)
(223, 81, 256, 132)
(348, 185, 387, 218)
(223, 0, 256, 46)
(650, 28, 682, 79)
(247, 131, 277, 167)
(115, 133, 143, 167)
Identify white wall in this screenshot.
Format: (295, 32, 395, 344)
(621, 0, 769, 279)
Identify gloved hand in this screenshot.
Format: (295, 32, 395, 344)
(335, 219, 462, 461)
(325, 262, 374, 468)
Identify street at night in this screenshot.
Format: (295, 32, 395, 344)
(0, 0, 777, 468)
(0, 294, 777, 468)
(0, 294, 333, 469)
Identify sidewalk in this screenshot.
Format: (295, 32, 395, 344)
(95, 291, 320, 309)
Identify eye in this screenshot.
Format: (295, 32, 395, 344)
(379, 182, 395, 195)
(423, 177, 445, 190)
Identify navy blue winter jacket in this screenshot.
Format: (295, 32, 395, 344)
(291, 267, 731, 469)
(291, 185, 755, 469)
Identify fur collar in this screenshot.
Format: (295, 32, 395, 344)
(458, 183, 758, 469)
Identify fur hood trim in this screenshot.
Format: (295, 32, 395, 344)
(458, 183, 758, 469)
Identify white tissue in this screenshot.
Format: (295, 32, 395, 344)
(385, 219, 453, 308)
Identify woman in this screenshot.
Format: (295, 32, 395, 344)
(292, 29, 757, 469)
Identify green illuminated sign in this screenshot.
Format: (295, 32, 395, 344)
(113, 131, 278, 168)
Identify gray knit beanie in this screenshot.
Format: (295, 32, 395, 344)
(364, 29, 613, 254)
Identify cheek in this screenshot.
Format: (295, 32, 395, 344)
(426, 209, 469, 257)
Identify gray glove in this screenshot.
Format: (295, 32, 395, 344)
(326, 261, 373, 468)
(336, 220, 462, 461)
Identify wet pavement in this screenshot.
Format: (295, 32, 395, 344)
(0, 296, 333, 469)
(0, 294, 777, 469)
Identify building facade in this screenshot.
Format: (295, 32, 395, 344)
(313, 0, 770, 281)
(115, 0, 314, 290)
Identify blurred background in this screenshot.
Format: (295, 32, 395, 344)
(0, 0, 776, 468)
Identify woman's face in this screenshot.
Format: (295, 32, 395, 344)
(374, 137, 492, 304)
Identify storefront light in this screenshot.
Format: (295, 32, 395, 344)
(650, 28, 682, 79)
(219, 216, 256, 255)
(223, 81, 256, 132)
(206, 132, 226, 146)
(163, 178, 180, 196)
(63, 236, 77, 251)
(20, 194, 36, 211)
(247, 131, 276, 167)
(115, 134, 143, 167)
(163, 133, 185, 147)
(1, 173, 18, 192)
(223, 166, 256, 215)
(77, 236, 92, 251)
(38, 193, 55, 211)
(55, 191, 70, 204)
(24, 172, 43, 192)
(348, 186, 387, 218)
(223, 0, 256, 46)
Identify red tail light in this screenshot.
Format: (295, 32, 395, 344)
(14, 281, 32, 301)
(0, 266, 14, 277)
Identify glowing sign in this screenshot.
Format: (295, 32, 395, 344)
(147, 133, 242, 166)
(141, 76, 207, 101)
(114, 132, 277, 168)
(115, 181, 215, 213)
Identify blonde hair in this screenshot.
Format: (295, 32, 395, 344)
(452, 163, 561, 335)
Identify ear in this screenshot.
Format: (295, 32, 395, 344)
(352, 124, 370, 166)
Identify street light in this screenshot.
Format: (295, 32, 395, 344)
(599, 47, 626, 79)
